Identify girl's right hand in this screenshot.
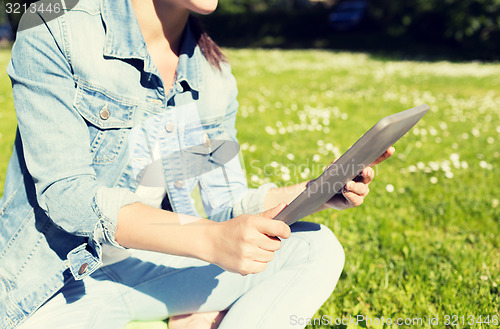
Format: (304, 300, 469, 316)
(208, 203, 291, 275)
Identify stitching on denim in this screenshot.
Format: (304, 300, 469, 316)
(13, 216, 50, 280)
(85, 287, 134, 328)
(254, 234, 313, 329)
(58, 15, 72, 70)
(0, 208, 33, 262)
(99, 266, 136, 320)
(0, 185, 19, 217)
(76, 79, 139, 107)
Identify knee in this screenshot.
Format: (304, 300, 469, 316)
(311, 224, 345, 274)
(292, 223, 345, 292)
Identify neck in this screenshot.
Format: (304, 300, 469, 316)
(132, 0, 189, 55)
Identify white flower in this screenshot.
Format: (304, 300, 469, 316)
(430, 177, 438, 184)
(312, 154, 321, 162)
(445, 171, 454, 179)
(429, 161, 440, 171)
(281, 165, 290, 174)
(450, 153, 460, 162)
(386, 184, 395, 193)
(286, 153, 295, 160)
(265, 126, 276, 135)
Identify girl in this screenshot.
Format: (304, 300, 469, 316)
(0, 0, 393, 328)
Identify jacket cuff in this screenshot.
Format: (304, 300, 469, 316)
(67, 187, 140, 280)
(231, 183, 278, 218)
(91, 186, 141, 249)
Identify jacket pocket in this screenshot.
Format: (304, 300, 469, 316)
(73, 84, 136, 164)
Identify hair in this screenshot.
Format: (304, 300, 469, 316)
(188, 14, 227, 70)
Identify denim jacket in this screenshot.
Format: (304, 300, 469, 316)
(0, 1, 274, 327)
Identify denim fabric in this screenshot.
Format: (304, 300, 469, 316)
(16, 223, 345, 329)
(0, 0, 275, 327)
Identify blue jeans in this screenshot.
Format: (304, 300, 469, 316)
(17, 223, 344, 329)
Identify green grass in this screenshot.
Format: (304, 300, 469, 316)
(0, 48, 498, 328)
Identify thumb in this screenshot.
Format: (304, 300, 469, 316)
(259, 202, 287, 219)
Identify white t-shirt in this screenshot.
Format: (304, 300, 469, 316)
(101, 142, 166, 266)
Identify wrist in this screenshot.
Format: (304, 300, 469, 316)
(193, 220, 222, 265)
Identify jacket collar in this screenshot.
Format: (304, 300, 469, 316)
(100, 0, 201, 91)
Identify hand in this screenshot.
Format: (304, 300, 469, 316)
(207, 203, 291, 275)
(325, 147, 395, 210)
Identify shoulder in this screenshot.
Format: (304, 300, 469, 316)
(14, 0, 102, 50)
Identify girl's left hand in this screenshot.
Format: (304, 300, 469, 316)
(325, 147, 395, 210)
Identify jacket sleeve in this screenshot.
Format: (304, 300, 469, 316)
(205, 64, 276, 222)
(7, 13, 140, 278)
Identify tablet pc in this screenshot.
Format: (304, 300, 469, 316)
(273, 104, 430, 225)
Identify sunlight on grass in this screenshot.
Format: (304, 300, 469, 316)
(0, 48, 498, 328)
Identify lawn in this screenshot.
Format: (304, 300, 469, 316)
(0, 48, 498, 328)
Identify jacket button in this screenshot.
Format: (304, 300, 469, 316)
(78, 263, 89, 275)
(165, 121, 175, 132)
(174, 180, 184, 189)
(100, 105, 110, 120)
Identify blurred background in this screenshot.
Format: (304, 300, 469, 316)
(1, 0, 500, 60)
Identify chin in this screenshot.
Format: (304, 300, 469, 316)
(191, 1, 218, 15)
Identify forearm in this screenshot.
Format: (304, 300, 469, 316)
(115, 202, 218, 262)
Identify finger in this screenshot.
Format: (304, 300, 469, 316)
(341, 191, 364, 207)
(356, 167, 374, 184)
(370, 147, 395, 166)
(258, 235, 282, 252)
(259, 202, 287, 219)
(353, 168, 374, 184)
(344, 181, 369, 197)
(249, 262, 268, 274)
(252, 248, 275, 263)
(256, 219, 291, 239)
